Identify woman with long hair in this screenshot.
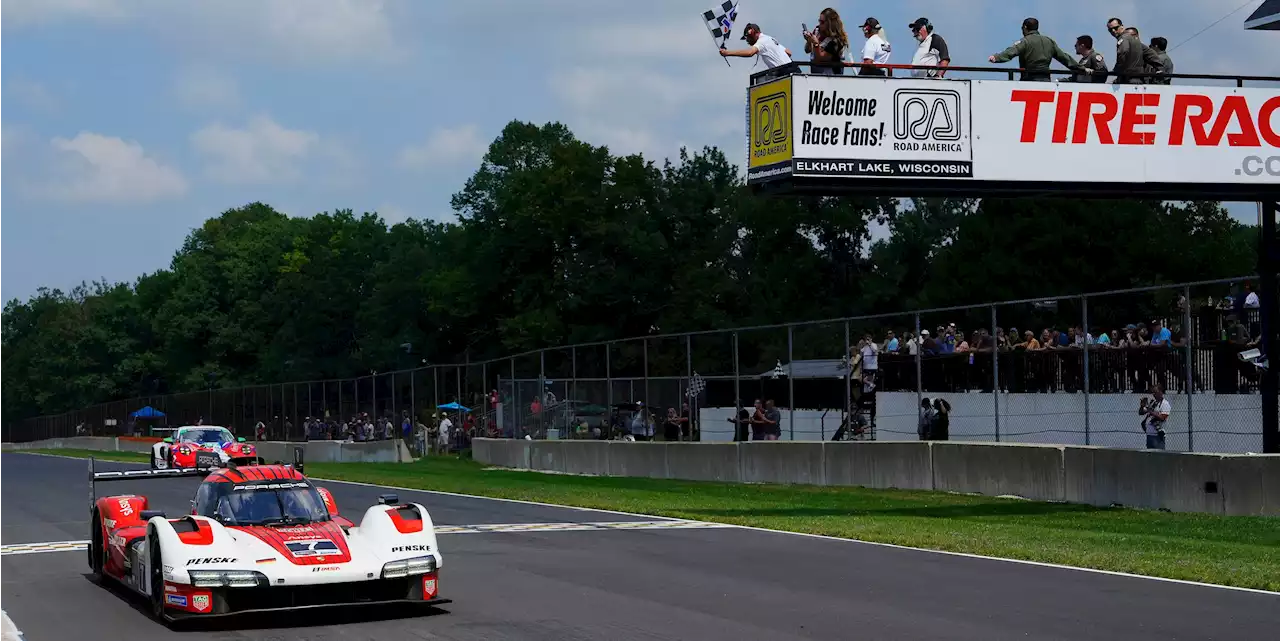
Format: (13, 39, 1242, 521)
(804, 8, 849, 75)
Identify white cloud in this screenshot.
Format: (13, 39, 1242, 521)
(42, 132, 188, 203)
(398, 125, 488, 170)
(5, 78, 61, 111)
(163, 0, 404, 65)
(172, 66, 240, 110)
(190, 115, 321, 184)
(3, 0, 403, 64)
(0, 0, 126, 26)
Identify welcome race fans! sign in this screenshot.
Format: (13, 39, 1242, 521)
(747, 76, 1279, 188)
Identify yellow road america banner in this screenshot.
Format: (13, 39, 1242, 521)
(747, 77, 793, 181)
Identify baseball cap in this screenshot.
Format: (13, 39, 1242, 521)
(740, 23, 760, 39)
(908, 17, 930, 31)
(861, 17, 881, 30)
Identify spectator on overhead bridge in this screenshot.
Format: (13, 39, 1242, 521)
(804, 7, 850, 75)
(1107, 18, 1162, 83)
(907, 17, 949, 78)
(1146, 37, 1173, 84)
(989, 17, 1083, 81)
(720, 22, 792, 68)
(1070, 35, 1108, 83)
(856, 17, 892, 75)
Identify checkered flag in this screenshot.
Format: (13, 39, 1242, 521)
(703, 1, 739, 66)
(686, 373, 706, 399)
(702, 1, 739, 46)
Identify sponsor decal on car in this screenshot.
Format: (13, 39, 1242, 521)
(186, 557, 236, 565)
(312, 565, 340, 572)
(391, 544, 430, 553)
(255, 558, 277, 564)
(117, 498, 134, 516)
(284, 539, 340, 558)
(104, 519, 116, 529)
(165, 584, 178, 593)
(233, 482, 309, 492)
(192, 594, 211, 612)
(166, 594, 188, 607)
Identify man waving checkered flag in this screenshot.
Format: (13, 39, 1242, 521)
(703, 2, 740, 50)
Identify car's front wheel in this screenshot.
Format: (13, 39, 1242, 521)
(149, 532, 167, 622)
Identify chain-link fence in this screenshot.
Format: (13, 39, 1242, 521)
(7, 277, 1270, 453)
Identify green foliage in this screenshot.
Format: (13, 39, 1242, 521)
(1, 120, 1259, 423)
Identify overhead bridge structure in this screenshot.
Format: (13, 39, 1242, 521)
(745, 62, 1279, 452)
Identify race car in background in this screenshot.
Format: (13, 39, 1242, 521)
(151, 426, 261, 470)
(87, 451, 450, 623)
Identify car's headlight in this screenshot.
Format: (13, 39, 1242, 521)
(177, 446, 192, 455)
(187, 570, 266, 588)
(381, 555, 435, 579)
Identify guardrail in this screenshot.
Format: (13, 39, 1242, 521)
(473, 438, 1280, 517)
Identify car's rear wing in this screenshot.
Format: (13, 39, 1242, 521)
(86, 447, 307, 506)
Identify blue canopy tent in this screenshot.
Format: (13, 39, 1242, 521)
(436, 402, 471, 412)
(130, 405, 166, 418)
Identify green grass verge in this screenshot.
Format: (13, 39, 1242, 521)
(20, 448, 1280, 591)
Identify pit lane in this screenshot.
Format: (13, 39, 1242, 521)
(3, 452, 1275, 640)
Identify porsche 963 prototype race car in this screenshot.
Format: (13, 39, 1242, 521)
(151, 425, 261, 470)
(88, 450, 450, 622)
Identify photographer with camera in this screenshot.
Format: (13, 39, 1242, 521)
(1138, 385, 1170, 450)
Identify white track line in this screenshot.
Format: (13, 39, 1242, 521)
(2, 521, 733, 556)
(8, 451, 1278, 596)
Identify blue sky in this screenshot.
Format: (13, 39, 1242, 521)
(3, 0, 1277, 302)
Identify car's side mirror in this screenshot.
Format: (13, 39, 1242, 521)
(163, 437, 173, 444)
(237, 437, 246, 442)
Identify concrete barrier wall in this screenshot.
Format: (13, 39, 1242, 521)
(471, 438, 1280, 516)
(2, 437, 412, 464)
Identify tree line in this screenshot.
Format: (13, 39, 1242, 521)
(1, 120, 1257, 424)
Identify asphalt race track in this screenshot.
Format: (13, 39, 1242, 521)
(2, 453, 1276, 640)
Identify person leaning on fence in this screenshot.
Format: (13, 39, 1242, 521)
(988, 17, 1084, 81)
(727, 400, 752, 442)
(1069, 35, 1108, 83)
(720, 22, 792, 68)
(1146, 37, 1173, 84)
(1139, 386, 1170, 449)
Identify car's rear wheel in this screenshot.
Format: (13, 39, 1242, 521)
(88, 509, 104, 577)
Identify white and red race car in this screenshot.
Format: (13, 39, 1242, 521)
(150, 425, 260, 470)
(87, 451, 449, 623)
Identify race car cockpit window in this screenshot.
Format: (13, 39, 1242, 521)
(180, 428, 234, 445)
(206, 482, 331, 526)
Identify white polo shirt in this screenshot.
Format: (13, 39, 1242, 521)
(861, 34, 892, 65)
(752, 33, 791, 68)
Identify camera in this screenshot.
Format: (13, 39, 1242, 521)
(1238, 348, 1268, 371)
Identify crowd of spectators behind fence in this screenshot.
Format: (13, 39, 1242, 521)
(725, 9, 1176, 84)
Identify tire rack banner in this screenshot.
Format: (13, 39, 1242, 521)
(746, 75, 1280, 187)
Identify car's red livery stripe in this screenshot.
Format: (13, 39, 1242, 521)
(229, 521, 351, 566)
